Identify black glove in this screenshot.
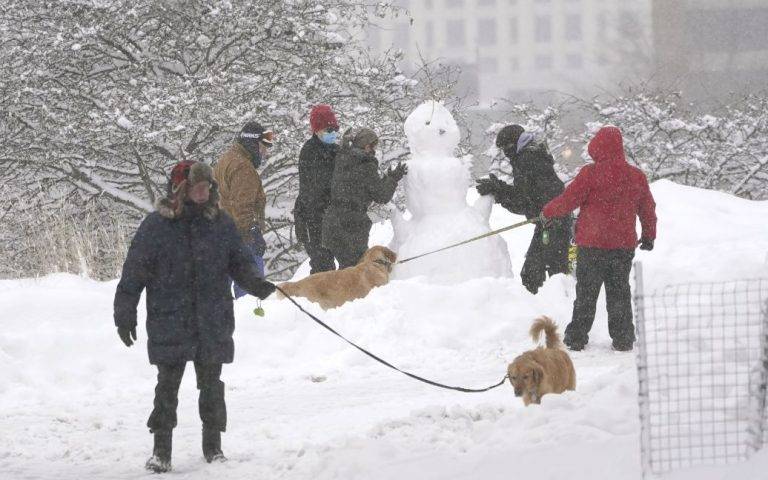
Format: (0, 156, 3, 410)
(117, 326, 137, 347)
(250, 225, 267, 256)
(639, 238, 654, 251)
(475, 173, 506, 199)
(389, 163, 408, 182)
(257, 281, 277, 300)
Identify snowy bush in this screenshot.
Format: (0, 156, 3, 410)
(479, 86, 768, 201)
(583, 88, 768, 200)
(0, 0, 457, 280)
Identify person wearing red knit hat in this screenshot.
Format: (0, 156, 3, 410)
(293, 104, 341, 273)
(542, 125, 657, 352)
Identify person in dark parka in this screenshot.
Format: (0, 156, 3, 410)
(294, 104, 340, 274)
(114, 161, 276, 473)
(476, 125, 572, 294)
(321, 127, 407, 269)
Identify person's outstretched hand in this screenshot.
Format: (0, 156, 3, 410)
(390, 163, 408, 181)
(118, 326, 137, 347)
(476, 173, 505, 198)
(258, 281, 277, 300)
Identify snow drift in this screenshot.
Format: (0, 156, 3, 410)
(1, 180, 768, 479)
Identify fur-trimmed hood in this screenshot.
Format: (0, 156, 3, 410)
(155, 162, 220, 220)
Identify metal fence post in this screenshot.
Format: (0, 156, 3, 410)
(634, 261, 653, 478)
(750, 295, 768, 454)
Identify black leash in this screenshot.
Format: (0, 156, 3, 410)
(275, 285, 508, 393)
(397, 217, 541, 265)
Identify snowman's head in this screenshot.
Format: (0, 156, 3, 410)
(404, 101, 460, 158)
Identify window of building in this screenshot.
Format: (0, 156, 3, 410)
(478, 0, 496, 6)
(477, 19, 497, 46)
(619, 10, 641, 37)
(446, 0, 464, 8)
(479, 57, 499, 74)
(394, 23, 411, 53)
(425, 0, 433, 9)
(367, 27, 381, 51)
(565, 14, 582, 41)
(510, 57, 520, 71)
(565, 53, 582, 69)
(535, 54, 553, 70)
(509, 18, 518, 43)
(535, 15, 552, 43)
(597, 11, 608, 40)
(446, 20, 466, 47)
(425, 21, 434, 47)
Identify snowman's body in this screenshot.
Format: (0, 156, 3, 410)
(390, 102, 513, 283)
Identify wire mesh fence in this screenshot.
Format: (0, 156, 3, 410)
(634, 263, 768, 478)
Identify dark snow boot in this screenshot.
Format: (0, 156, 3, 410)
(202, 428, 227, 463)
(145, 430, 172, 473)
(612, 340, 633, 352)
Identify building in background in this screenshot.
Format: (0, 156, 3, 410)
(652, 0, 768, 102)
(366, 0, 653, 105)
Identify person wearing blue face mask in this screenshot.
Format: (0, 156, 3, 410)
(213, 121, 274, 298)
(293, 104, 341, 274)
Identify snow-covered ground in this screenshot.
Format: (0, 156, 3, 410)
(2, 180, 768, 479)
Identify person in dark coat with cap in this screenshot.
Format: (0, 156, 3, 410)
(321, 127, 407, 269)
(114, 160, 276, 473)
(542, 125, 657, 352)
(294, 104, 340, 274)
(476, 124, 572, 294)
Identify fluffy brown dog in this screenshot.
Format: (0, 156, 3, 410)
(276, 246, 397, 310)
(507, 317, 576, 406)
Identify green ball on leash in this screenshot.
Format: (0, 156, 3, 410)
(253, 300, 265, 317)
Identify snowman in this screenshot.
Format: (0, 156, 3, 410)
(390, 101, 513, 283)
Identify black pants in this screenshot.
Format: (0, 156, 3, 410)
(564, 247, 635, 347)
(297, 213, 336, 274)
(147, 362, 226, 433)
(521, 218, 572, 294)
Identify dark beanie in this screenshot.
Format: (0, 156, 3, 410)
(238, 121, 270, 161)
(495, 124, 525, 150)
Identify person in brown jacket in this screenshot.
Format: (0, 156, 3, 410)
(213, 122, 273, 298)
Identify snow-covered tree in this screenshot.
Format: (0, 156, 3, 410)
(0, 0, 456, 279)
(584, 88, 768, 200)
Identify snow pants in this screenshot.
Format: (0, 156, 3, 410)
(296, 211, 336, 274)
(564, 247, 635, 348)
(521, 216, 572, 294)
(147, 362, 226, 433)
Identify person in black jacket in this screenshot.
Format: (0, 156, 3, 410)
(476, 125, 572, 294)
(114, 161, 276, 473)
(293, 104, 340, 274)
(321, 127, 407, 269)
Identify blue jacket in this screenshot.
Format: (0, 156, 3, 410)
(114, 203, 274, 365)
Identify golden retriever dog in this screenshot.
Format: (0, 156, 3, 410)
(276, 246, 397, 310)
(507, 316, 576, 406)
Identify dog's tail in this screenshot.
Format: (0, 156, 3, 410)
(530, 316, 563, 349)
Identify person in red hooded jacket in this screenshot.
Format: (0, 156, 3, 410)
(542, 125, 656, 352)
